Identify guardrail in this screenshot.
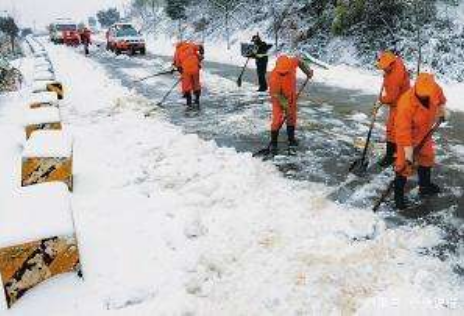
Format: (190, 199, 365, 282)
(0, 37, 83, 309)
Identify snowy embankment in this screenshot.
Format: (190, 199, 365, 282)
(0, 41, 463, 314)
(145, 30, 464, 113)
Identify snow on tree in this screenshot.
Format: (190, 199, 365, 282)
(97, 8, 121, 28)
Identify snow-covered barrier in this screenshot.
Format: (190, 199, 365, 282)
(0, 183, 81, 308)
(34, 57, 51, 68)
(28, 91, 59, 108)
(32, 82, 64, 100)
(34, 63, 54, 73)
(24, 107, 62, 139)
(21, 131, 73, 191)
(34, 70, 56, 82)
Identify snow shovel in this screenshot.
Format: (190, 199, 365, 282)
(372, 120, 442, 212)
(252, 78, 310, 157)
(157, 78, 181, 106)
(237, 57, 250, 88)
(145, 78, 181, 117)
(349, 87, 384, 176)
(134, 69, 175, 83)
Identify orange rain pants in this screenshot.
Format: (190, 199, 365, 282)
(395, 74, 446, 177)
(173, 42, 202, 94)
(379, 55, 411, 142)
(268, 55, 300, 131)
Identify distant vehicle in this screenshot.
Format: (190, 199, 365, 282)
(106, 23, 146, 55)
(50, 19, 79, 45)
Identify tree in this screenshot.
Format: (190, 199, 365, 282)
(97, 8, 121, 28)
(165, 0, 190, 40)
(21, 28, 33, 37)
(0, 16, 19, 53)
(206, 0, 244, 49)
(165, 0, 189, 20)
(267, 0, 293, 48)
(131, 0, 164, 32)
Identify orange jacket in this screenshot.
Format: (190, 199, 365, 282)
(269, 55, 300, 100)
(173, 42, 202, 74)
(269, 55, 301, 129)
(380, 57, 410, 106)
(395, 74, 446, 148)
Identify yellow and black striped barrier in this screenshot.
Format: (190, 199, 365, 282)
(46, 82, 64, 100)
(22, 157, 73, 191)
(25, 122, 62, 139)
(0, 235, 81, 308)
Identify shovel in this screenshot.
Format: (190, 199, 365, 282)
(349, 87, 384, 175)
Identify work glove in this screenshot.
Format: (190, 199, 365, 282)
(177, 67, 183, 74)
(401, 146, 415, 177)
(404, 146, 413, 163)
(401, 160, 415, 177)
(439, 116, 446, 124)
(372, 101, 383, 115)
(170, 68, 176, 74)
(307, 69, 314, 79)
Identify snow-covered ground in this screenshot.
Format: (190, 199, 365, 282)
(0, 39, 463, 315)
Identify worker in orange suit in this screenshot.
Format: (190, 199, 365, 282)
(376, 51, 411, 167)
(268, 54, 313, 154)
(393, 73, 447, 210)
(80, 27, 92, 56)
(173, 41, 204, 108)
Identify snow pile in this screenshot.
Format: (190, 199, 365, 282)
(23, 130, 73, 158)
(27, 91, 58, 106)
(0, 183, 73, 248)
(23, 107, 61, 126)
(32, 81, 55, 93)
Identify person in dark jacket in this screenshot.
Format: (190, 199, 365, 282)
(251, 34, 272, 92)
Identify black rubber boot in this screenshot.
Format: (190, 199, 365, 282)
(287, 125, 298, 148)
(185, 93, 192, 107)
(194, 90, 201, 109)
(418, 166, 441, 196)
(270, 130, 279, 155)
(379, 142, 396, 167)
(394, 175, 408, 210)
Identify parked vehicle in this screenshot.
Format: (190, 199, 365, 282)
(106, 23, 146, 55)
(50, 19, 79, 45)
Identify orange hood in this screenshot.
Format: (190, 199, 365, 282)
(377, 51, 397, 70)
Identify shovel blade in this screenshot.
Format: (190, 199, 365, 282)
(349, 158, 369, 176)
(252, 148, 270, 158)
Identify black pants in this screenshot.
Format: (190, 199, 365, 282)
(256, 58, 268, 91)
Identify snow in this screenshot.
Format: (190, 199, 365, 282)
(0, 183, 73, 248)
(23, 107, 61, 126)
(27, 91, 58, 106)
(34, 71, 56, 82)
(35, 57, 51, 67)
(0, 37, 462, 314)
(34, 64, 53, 72)
(32, 81, 55, 93)
(23, 130, 73, 158)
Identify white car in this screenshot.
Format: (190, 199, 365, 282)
(106, 23, 146, 55)
(50, 19, 78, 44)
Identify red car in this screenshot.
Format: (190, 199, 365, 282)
(63, 30, 80, 46)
